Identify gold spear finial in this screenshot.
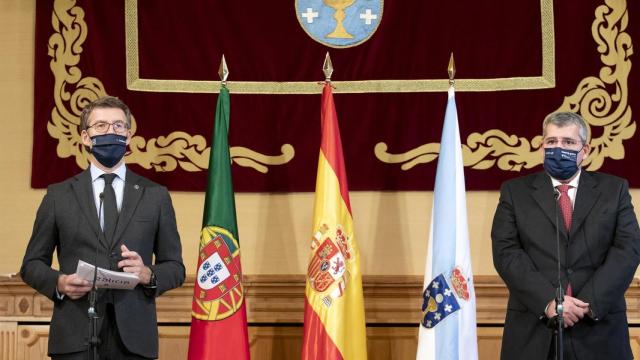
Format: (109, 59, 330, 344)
(448, 52, 456, 86)
(323, 52, 334, 82)
(218, 54, 229, 85)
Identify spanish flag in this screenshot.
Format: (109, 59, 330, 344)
(302, 83, 367, 360)
(187, 86, 250, 359)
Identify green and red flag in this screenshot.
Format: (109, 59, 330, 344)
(187, 86, 250, 359)
(302, 83, 368, 360)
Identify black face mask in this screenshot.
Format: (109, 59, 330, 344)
(90, 134, 127, 168)
(543, 147, 582, 180)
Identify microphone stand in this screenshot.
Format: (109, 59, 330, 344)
(87, 193, 104, 360)
(553, 189, 564, 360)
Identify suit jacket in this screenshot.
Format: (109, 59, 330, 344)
(21, 168, 185, 358)
(492, 170, 640, 360)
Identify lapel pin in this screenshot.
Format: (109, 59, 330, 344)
(134, 184, 140, 190)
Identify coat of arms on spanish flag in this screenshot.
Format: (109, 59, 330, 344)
(302, 57, 367, 360)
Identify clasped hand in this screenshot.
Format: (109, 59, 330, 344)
(545, 296, 590, 327)
(57, 244, 151, 299)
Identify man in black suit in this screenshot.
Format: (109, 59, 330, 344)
(21, 96, 185, 359)
(492, 112, 640, 359)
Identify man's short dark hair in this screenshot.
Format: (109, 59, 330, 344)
(80, 96, 132, 131)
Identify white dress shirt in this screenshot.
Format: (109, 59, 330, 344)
(56, 164, 126, 300)
(550, 169, 581, 209)
(90, 163, 126, 229)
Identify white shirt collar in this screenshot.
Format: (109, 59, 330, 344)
(90, 162, 127, 182)
(550, 168, 581, 189)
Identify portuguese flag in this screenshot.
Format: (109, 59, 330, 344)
(302, 83, 368, 359)
(187, 86, 250, 359)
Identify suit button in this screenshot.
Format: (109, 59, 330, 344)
(567, 268, 573, 274)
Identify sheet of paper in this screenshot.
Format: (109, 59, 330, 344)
(76, 260, 140, 290)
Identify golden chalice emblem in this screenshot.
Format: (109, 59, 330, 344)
(425, 295, 437, 314)
(324, 0, 355, 39)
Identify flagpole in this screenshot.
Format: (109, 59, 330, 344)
(323, 51, 334, 83)
(219, 54, 229, 86)
(416, 52, 478, 360)
(448, 52, 455, 87)
(187, 54, 250, 360)
(302, 51, 367, 360)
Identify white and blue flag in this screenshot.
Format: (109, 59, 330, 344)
(416, 86, 478, 360)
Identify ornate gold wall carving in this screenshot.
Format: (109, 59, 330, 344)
(375, 0, 634, 172)
(48, 0, 294, 174)
(47, 0, 632, 175)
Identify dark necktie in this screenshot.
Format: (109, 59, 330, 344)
(101, 173, 119, 244)
(556, 184, 573, 296)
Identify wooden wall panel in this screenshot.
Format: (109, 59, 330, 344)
(12, 326, 421, 360)
(249, 327, 303, 360)
(477, 327, 504, 360)
(15, 326, 47, 360)
(630, 328, 640, 359)
(366, 327, 418, 360)
(19, 326, 637, 360)
(158, 327, 190, 360)
(0, 322, 18, 360)
(2, 275, 640, 359)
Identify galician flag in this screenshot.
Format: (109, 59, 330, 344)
(187, 86, 250, 360)
(302, 83, 368, 360)
(416, 86, 478, 360)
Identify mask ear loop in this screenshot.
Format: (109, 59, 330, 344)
(576, 143, 587, 168)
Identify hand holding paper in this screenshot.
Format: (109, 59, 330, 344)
(57, 273, 92, 299)
(76, 260, 140, 290)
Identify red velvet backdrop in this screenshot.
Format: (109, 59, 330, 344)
(33, 0, 640, 191)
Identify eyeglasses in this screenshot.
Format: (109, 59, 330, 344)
(87, 121, 129, 134)
(542, 137, 582, 148)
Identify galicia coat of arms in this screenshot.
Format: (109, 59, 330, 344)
(192, 226, 244, 321)
(420, 266, 472, 329)
(295, 0, 383, 48)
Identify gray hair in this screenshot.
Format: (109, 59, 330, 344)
(542, 112, 589, 144)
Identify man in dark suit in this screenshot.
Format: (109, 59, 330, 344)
(492, 112, 640, 359)
(21, 96, 185, 359)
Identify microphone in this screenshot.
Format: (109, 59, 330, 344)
(88, 193, 104, 315)
(552, 188, 564, 360)
(87, 192, 104, 360)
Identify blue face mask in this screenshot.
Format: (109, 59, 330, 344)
(90, 134, 127, 168)
(543, 147, 582, 180)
